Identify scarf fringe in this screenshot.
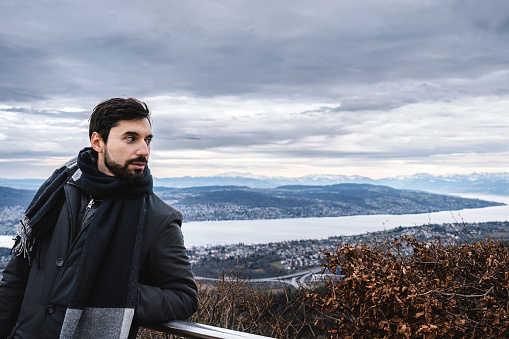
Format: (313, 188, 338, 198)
(12, 215, 34, 263)
(11, 157, 78, 263)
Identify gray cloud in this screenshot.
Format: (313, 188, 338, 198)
(1, 0, 509, 178)
(1, 0, 508, 100)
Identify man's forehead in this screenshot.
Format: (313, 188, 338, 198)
(112, 118, 152, 134)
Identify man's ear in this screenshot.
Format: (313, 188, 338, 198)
(90, 132, 105, 153)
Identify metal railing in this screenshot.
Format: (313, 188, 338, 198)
(144, 320, 273, 339)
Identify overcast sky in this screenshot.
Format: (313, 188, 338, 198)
(1, 0, 509, 179)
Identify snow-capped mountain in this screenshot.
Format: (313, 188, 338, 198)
(3, 172, 509, 195)
(152, 172, 509, 195)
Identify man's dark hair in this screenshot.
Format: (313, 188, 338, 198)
(89, 97, 151, 143)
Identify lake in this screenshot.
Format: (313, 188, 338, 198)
(1, 193, 508, 249)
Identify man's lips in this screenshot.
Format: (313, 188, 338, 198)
(129, 162, 146, 169)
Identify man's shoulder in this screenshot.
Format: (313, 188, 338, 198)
(146, 193, 183, 224)
(146, 192, 178, 212)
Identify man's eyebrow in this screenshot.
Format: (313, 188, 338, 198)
(123, 131, 154, 139)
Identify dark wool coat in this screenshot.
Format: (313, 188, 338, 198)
(0, 183, 198, 339)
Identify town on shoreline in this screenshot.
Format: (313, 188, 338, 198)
(189, 220, 509, 279)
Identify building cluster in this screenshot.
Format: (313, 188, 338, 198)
(171, 200, 467, 222)
(176, 204, 287, 221)
(0, 206, 23, 236)
(187, 221, 509, 275)
(188, 239, 327, 271)
(0, 254, 9, 265)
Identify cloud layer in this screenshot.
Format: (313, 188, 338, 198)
(1, 0, 509, 179)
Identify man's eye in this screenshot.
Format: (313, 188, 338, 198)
(126, 136, 135, 142)
(146, 139, 152, 145)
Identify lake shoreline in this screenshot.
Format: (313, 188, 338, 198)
(2, 193, 508, 249)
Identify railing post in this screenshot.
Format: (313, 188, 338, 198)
(144, 320, 274, 339)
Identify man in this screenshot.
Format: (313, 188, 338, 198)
(0, 98, 198, 338)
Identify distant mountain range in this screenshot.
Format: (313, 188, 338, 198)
(2, 172, 509, 195)
(154, 172, 509, 195)
(376, 173, 509, 196)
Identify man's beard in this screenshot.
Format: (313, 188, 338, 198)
(104, 149, 147, 183)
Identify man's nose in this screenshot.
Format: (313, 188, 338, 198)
(136, 141, 150, 157)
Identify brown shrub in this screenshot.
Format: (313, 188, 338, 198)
(140, 233, 509, 338)
(308, 236, 509, 338)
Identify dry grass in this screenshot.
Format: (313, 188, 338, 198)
(139, 266, 322, 338)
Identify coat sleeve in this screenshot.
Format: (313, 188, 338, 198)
(0, 254, 30, 338)
(135, 215, 198, 324)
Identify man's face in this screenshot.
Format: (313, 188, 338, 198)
(92, 118, 153, 183)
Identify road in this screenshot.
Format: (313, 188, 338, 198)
(196, 267, 327, 289)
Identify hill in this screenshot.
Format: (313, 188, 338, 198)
(154, 183, 503, 222)
(0, 186, 35, 207)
